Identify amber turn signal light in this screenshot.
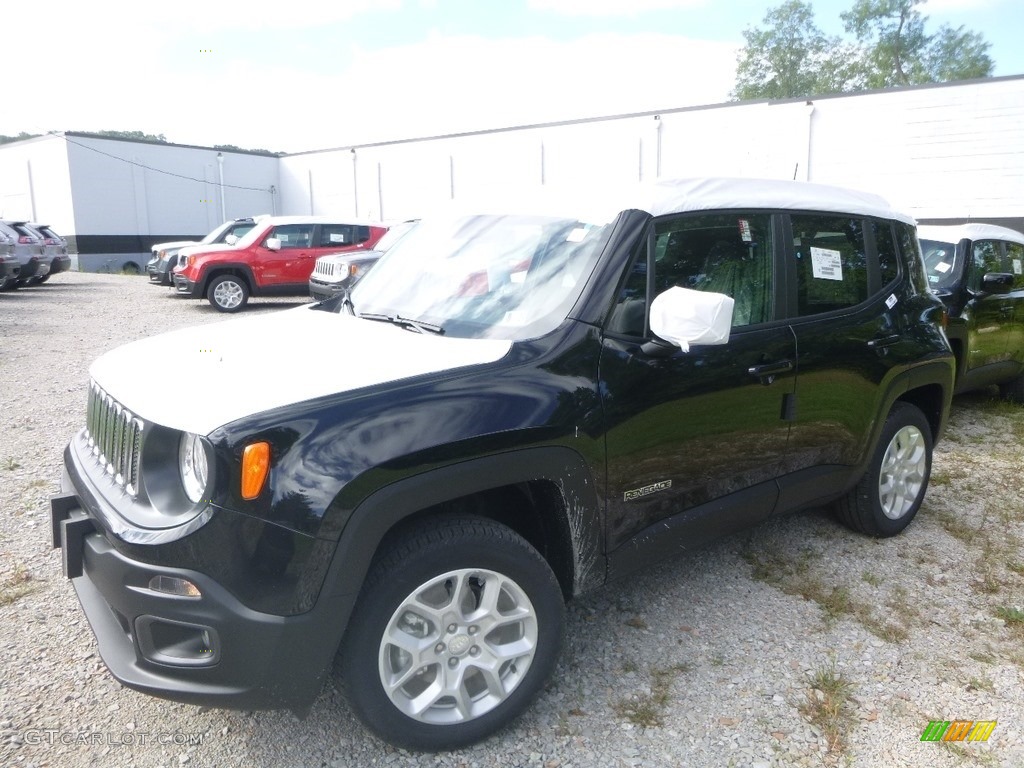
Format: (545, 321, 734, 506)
(241, 441, 270, 500)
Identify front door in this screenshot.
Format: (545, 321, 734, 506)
(599, 211, 795, 564)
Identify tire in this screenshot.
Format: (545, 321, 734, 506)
(34, 274, 50, 284)
(340, 515, 565, 751)
(121, 262, 141, 275)
(206, 274, 249, 312)
(837, 401, 932, 537)
(998, 373, 1024, 404)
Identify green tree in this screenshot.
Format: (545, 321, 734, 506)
(733, 0, 993, 100)
(734, 1, 861, 100)
(841, 0, 993, 87)
(0, 132, 41, 145)
(93, 130, 168, 143)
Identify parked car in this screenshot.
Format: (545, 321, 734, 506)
(53, 178, 954, 751)
(918, 223, 1024, 401)
(23, 223, 71, 283)
(0, 252, 20, 289)
(147, 217, 266, 286)
(0, 220, 48, 288)
(309, 219, 417, 301)
(172, 215, 387, 312)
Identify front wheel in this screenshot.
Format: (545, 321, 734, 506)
(340, 516, 565, 751)
(206, 274, 249, 312)
(837, 401, 932, 537)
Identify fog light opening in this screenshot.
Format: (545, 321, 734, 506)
(148, 574, 202, 598)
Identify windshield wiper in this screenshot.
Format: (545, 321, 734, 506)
(358, 312, 445, 335)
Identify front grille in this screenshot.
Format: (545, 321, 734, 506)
(84, 381, 144, 496)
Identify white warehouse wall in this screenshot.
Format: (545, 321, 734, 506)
(279, 76, 1024, 231)
(0, 135, 74, 228)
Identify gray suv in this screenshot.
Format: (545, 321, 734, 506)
(0, 220, 48, 288)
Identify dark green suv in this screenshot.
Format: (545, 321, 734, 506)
(53, 178, 955, 751)
(919, 224, 1024, 401)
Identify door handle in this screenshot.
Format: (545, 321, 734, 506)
(867, 334, 901, 349)
(748, 360, 794, 378)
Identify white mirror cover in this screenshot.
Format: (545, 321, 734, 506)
(265, 237, 282, 251)
(649, 286, 734, 352)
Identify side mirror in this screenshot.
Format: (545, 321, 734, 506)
(980, 272, 1013, 295)
(265, 237, 282, 251)
(649, 286, 734, 352)
(225, 234, 238, 245)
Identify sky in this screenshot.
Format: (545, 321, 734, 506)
(4, 0, 1023, 154)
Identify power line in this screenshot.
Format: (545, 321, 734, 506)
(55, 132, 274, 192)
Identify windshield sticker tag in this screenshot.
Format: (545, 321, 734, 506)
(566, 227, 587, 243)
(738, 219, 752, 242)
(1014, 258, 1023, 275)
(329, 233, 346, 243)
(934, 261, 952, 273)
(624, 480, 672, 502)
(885, 293, 898, 309)
(810, 247, 843, 281)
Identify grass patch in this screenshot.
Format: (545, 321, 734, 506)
(799, 662, 854, 756)
(995, 606, 1024, 635)
(4, 457, 20, 471)
(861, 571, 882, 587)
(0, 565, 37, 607)
(613, 663, 690, 728)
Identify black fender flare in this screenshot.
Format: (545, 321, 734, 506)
(318, 446, 605, 607)
(198, 263, 258, 296)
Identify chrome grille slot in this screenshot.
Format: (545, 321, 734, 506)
(84, 381, 144, 496)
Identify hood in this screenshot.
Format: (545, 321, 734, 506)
(319, 248, 384, 266)
(152, 240, 200, 254)
(89, 308, 513, 435)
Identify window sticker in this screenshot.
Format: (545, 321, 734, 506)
(929, 275, 939, 283)
(934, 261, 952, 273)
(810, 247, 843, 281)
(1014, 258, 1023, 275)
(329, 233, 347, 243)
(278, 234, 290, 242)
(738, 219, 752, 242)
(885, 293, 898, 309)
(566, 227, 587, 243)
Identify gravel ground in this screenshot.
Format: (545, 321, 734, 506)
(2, 272, 1023, 768)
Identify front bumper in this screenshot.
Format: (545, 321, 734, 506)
(148, 259, 174, 285)
(50, 446, 354, 713)
(173, 273, 201, 297)
(308, 277, 347, 302)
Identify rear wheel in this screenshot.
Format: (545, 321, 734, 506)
(340, 515, 565, 751)
(206, 274, 249, 312)
(837, 401, 932, 537)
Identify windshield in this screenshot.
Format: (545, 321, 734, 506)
(201, 220, 235, 245)
(920, 238, 960, 291)
(349, 214, 611, 340)
(373, 220, 418, 252)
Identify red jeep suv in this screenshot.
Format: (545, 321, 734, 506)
(173, 216, 387, 312)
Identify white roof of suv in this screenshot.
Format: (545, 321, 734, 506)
(918, 223, 1024, 246)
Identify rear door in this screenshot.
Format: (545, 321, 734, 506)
(779, 213, 906, 507)
(600, 210, 796, 562)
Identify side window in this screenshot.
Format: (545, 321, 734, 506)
(1007, 242, 1024, 290)
(355, 225, 371, 244)
(873, 220, 900, 287)
(268, 224, 314, 249)
(606, 212, 774, 335)
(792, 214, 867, 315)
(967, 240, 1002, 292)
(320, 224, 355, 247)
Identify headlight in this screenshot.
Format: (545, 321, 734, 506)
(179, 432, 210, 504)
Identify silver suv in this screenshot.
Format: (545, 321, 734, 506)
(0, 221, 48, 289)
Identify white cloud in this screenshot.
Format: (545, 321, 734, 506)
(528, 0, 705, 15)
(0, 6, 738, 154)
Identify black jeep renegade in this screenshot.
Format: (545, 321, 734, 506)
(53, 178, 955, 751)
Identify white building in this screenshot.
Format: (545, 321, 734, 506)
(1, 75, 1021, 272)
